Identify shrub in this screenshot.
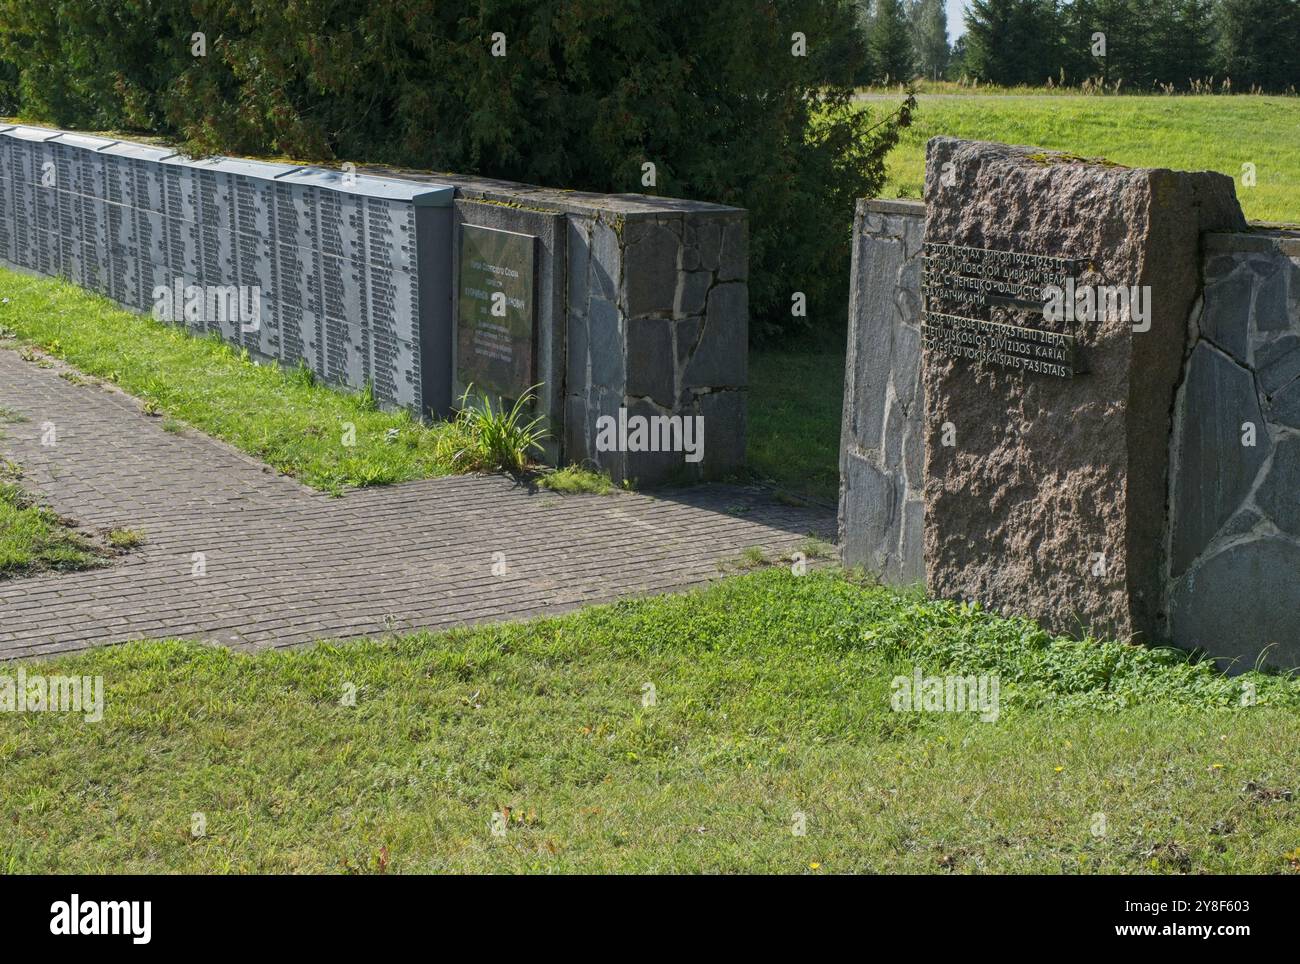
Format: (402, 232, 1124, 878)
(0, 57, 16, 116)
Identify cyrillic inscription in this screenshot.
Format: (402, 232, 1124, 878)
(922, 241, 1086, 377)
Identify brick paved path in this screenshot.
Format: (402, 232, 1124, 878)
(0, 348, 835, 660)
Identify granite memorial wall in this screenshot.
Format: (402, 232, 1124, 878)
(0, 124, 455, 415)
(840, 138, 1299, 669)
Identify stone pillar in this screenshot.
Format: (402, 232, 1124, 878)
(585, 209, 748, 486)
(921, 137, 1246, 642)
(838, 199, 926, 583)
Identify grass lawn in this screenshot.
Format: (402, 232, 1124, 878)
(872, 93, 1300, 224)
(2, 268, 785, 500)
(2, 568, 1296, 874)
(1, 264, 847, 504)
(0, 269, 454, 493)
(746, 348, 844, 502)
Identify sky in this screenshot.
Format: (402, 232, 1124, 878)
(947, 0, 971, 40)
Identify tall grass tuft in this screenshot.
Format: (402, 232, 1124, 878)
(435, 384, 549, 475)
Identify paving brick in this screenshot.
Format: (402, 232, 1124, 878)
(0, 346, 835, 657)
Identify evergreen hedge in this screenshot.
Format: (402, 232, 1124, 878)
(0, 0, 914, 341)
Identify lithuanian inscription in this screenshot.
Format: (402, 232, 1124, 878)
(922, 311, 1077, 378)
(456, 223, 537, 401)
(922, 241, 1086, 378)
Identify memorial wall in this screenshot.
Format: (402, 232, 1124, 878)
(0, 124, 455, 416)
(0, 124, 752, 485)
(839, 141, 1300, 670)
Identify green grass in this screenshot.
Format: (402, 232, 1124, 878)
(747, 348, 844, 502)
(0, 269, 455, 493)
(1, 265, 852, 503)
(0, 404, 104, 575)
(0, 474, 103, 578)
(538, 465, 615, 495)
(872, 93, 1300, 224)
(105, 528, 146, 549)
(2, 568, 1296, 874)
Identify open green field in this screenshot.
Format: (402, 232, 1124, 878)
(873, 94, 1300, 224)
(2, 568, 1297, 874)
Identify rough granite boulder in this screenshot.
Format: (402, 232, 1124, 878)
(921, 137, 1246, 642)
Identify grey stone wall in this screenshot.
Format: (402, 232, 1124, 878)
(369, 168, 749, 485)
(1166, 228, 1300, 668)
(587, 211, 748, 485)
(838, 199, 925, 584)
